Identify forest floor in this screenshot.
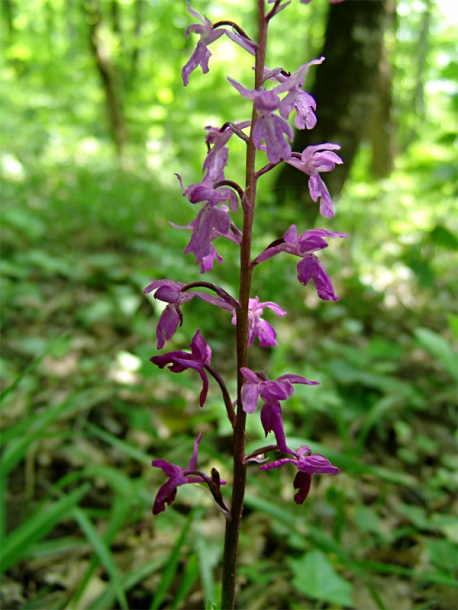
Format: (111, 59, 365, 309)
(1, 166, 457, 609)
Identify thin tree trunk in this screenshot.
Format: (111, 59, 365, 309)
(130, 0, 145, 80)
(366, 0, 396, 179)
(1, 0, 15, 36)
(110, 0, 121, 36)
(274, 0, 388, 222)
(85, 0, 128, 161)
(402, 0, 431, 151)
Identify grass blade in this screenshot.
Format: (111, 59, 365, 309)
(85, 421, 151, 466)
(0, 332, 68, 406)
(196, 527, 216, 602)
(72, 506, 128, 610)
(69, 494, 134, 609)
(1, 483, 90, 572)
(172, 553, 200, 609)
(150, 509, 196, 610)
(89, 558, 166, 610)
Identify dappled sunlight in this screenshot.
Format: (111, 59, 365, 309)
(109, 351, 143, 385)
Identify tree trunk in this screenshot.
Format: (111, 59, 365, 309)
(110, 0, 121, 36)
(402, 0, 431, 151)
(366, 45, 394, 178)
(1, 0, 15, 36)
(130, 0, 145, 80)
(274, 0, 389, 221)
(85, 0, 128, 162)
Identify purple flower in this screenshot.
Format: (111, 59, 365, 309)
(173, 203, 241, 273)
(265, 59, 324, 130)
(151, 330, 212, 406)
(253, 225, 348, 302)
(286, 144, 343, 218)
(260, 445, 339, 505)
(174, 174, 241, 272)
(228, 78, 293, 164)
(176, 174, 238, 211)
(185, 204, 230, 265)
(231, 296, 287, 347)
(181, 4, 226, 86)
(203, 121, 251, 182)
(182, 4, 255, 86)
(152, 434, 207, 514)
(203, 129, 230, 183)
(144, 279, 235, 349)
(240, 368, 318, 454)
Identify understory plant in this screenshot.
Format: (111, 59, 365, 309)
(145, 0, 346, 607)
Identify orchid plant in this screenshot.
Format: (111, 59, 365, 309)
(145, 1, 345, 607)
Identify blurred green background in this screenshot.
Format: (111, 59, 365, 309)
(1, 0, 457, 608)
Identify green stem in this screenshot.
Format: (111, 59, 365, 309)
(220, 2, 268, 608)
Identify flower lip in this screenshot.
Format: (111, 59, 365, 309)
(240, 368, 319, 454)
(151, 330, 212, 407)
(259, 445, 339, 504)
(151, 433, 205, 514)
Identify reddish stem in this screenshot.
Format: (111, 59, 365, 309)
(220, 2, 268, 608)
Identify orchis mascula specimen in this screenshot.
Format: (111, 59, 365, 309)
(146, 1, 345, 607)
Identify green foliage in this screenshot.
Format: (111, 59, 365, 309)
(1, 484, 91, 573)
(1, 0, 457, 608)
(289, 550, 353, 606)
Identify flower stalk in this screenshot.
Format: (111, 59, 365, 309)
(145, 1, 346, 608)
(220, 7, 267, 600)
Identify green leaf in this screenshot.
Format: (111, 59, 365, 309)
(1, 390, 102, 475)
(0, 484, 90, 572)
(426, 539, 458, 576)
(448, 313, 458, 340)
(150, 509, 197, 610)
(70, 494, 134, 609)
(85, 421, 152, 466)
(0, 335, 60, 405)
(195, 526, 217, 603)
(414, 327, 458, 380)
(429, 225, 458, 250)
(289, 550, 353, 606)
(88, 559, 166, 610)
(72, 507, 128, 610)
(172, 553, 200, 609)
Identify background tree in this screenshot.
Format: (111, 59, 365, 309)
(274, 0, 394, 223)
(84, 0, 128, 161)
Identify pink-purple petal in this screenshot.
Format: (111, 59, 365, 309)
(297, 255, 339, 301)
(187, 432, 203, 470)
(156, 306, 181, 350)
(293, 471, 312, 505)
(296, 454, 339, 475)
(241, 381, 260, 414)
(260, 401, 290, 454)
(277, 373, 319, 386)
